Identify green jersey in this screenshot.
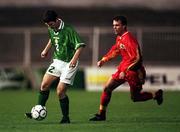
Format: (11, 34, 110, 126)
(48, 20, 85, 62)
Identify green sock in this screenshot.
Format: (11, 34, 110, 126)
(59, 96, 69, 118)
(38, 90, 50, 106)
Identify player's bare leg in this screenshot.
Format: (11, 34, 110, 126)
(25, 74, 57, 119)
(89, 77, 124, 121)
(38, 74, 57, 105)
(57, 82, 70, 124)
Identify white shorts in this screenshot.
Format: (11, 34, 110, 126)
(46, 59, 79, 85)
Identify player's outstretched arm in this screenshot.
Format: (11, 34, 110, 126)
(97, 60, 105, 67)
(97, 44, 119, 68)
(41, 39, 52, 58)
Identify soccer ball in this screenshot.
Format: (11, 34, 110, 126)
(31, 105, 47, 121)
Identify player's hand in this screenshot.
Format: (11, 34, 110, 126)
(69, 60, 77, 68)
(97, 60, 104, 67)
(119, 72, 125, 79)
(41, 50, 48, 58)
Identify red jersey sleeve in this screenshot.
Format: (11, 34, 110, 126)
(101, 43, 120, 62)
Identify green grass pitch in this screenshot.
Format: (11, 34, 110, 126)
(0, 90, 180, 132)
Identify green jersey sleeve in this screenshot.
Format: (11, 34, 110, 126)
(68, 27, 86, 50)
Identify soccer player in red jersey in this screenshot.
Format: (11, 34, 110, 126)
(89, 16, 163, 121)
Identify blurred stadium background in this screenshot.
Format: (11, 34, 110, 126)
(0, 0, 180, 90)
(1, 1, 180, 132)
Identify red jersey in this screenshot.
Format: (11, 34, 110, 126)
(102, 31, 143, 73)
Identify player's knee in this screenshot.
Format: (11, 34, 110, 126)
(56, 89, 61, 97)
(40, 82, 50, 91)
(104, 87, 112, 94)
(56, 89, 66, 99)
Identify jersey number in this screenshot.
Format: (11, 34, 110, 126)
(55, 39, 60, 52)
(48, 66, 55, 73)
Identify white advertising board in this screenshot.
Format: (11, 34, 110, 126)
(85, 66, 180, 91)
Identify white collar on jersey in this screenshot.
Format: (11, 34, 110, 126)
(53, 19, 64, 35)
(58, 18, 64, 30)
(119, 31, 129, 39)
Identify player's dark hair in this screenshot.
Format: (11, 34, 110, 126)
(43, 10, 58, 23)
(113, 16, 127, 25)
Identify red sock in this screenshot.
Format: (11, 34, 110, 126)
(140, 92, 153, 101)
(132, 92, 153, 102)
(100, 91, 111, 106)
(99, 91, 111, 115)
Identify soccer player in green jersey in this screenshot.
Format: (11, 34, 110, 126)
(25, 10, 85, 124)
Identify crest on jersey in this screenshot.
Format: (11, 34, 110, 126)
(119, 43, 126, 49)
